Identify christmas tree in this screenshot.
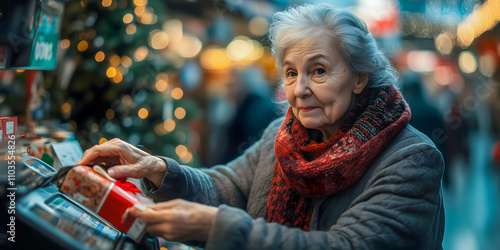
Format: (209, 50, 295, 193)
(53, 0, 203, 165)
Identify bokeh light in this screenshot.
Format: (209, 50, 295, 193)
(95, 51, 105, 62)
(149, 30, 169, 50)
(163, 119, 176, 132)
(123, 13, 134, 24)
(435, 33, 453, 55)
(174, 107, 186, 119)
(138, 108, 149, 119)
(249, 16, 269, 36)
(134, 46, 148, 62)
(61, 103, 71, 113)
(59, 39, 70, 49)
(106, 67, 117, 78)
(171, 87, 183, 100)
(77, 41, 88, 51)
(106, 109, 115, 120)
(458, 51, 477, 74)
(177, 35, 202, 58)
(163, 19, 183, 44)
(126, 24, 137, 35)
(200, 46, 231, 70)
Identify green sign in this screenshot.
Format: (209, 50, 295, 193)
(25, 0, 64, 70)
(29, 32, 58, 69)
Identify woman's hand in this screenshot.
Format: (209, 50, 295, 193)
(76, 138, 167, 187)
(130, 199, 218, 242)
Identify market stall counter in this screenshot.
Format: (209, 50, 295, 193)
(1, 156, 160, 250)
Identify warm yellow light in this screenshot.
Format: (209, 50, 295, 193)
(123, 13, 134, 24)
(62, 102, 72, 113)
(163, 19, 183, 44)
(174, 107, 186, 119)
(458, 51, 477, 74)
(457, 24, 474, 48)
(133, 0, 147, 7)
(99, 138, 108, 144)
(106, 109, 115, 120)
(109, 54, 121, 66)
(77, 41, 88, 51)
(200, 46, 231, 70)
(175, 145, 188, 157)
(149, 30, 169, 50)
(454, 0, 500, 48)
(156, 79, 168, 92)
(60, 39, 70, 49)
(140, 12, 155, 25)
(154, 123, 167, 136)
(95, 51, 105, 62)
(247, 40, 264, 61)
(479, 53, 497, 77)
(227, 36, 254, 61)
(180, 152, 192, 163)
(106, 67, 117, 78)
(248, 16, 269, 37)
(138, 108, 149, 119)
(177, 35, 202, 58)
(112, 73, 123, 83)
(102, 0, 112, 8)
(121, 55, 132, 67)
(134, 46, 148, 62)
(435, 33, 453, 55)
(171, 88, 183, 100)
(163, 119, 176, 132)
(126, 24, 137, 35)
(134, 6, 145, 17)
(16, 69, 25, 73)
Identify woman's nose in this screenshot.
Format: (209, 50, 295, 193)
(294, 74, 311, 98)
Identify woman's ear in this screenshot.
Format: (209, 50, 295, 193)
(353, 73, 369, 94)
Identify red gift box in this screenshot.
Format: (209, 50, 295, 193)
(59, 165, 153, 242)
(0, 116, 17, 140)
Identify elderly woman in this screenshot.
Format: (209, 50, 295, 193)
(78, 4, 444, 249)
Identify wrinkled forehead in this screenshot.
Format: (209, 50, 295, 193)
(281, 35, 342, 64)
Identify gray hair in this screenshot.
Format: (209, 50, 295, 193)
(268, 4, 398, 88)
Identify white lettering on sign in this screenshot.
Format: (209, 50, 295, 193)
(34, 41, 53, 61)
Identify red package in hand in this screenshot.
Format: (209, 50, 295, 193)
(59, 165, 153, 242)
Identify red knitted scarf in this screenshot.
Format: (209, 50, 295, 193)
(264, 85, 411, 231)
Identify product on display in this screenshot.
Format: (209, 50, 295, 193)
(0, 116, 17, 140)
(58, 165, 153, 242)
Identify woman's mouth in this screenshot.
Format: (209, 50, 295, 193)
(299, 107, 317, 112)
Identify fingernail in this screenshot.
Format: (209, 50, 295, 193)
(134, 203, 147, 211)
(108, 169, 115, 177)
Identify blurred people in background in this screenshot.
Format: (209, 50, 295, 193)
(400, 71, 449, 182)
(224, 66, 279, 163)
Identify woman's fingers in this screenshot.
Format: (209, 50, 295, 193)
(130, 204, 169, 223)
(77, 138, 139, 166)
(129, 200, 218, 242)
(107, 163, 142, 179)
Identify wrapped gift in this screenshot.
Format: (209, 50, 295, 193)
(0, 116, 17, 140)
(59, 165, 153, 242)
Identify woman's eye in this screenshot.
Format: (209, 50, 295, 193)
(315, 68, 326, 75)
(287, 71, 297, 77)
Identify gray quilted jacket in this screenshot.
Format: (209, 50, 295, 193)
(144, 118, 445, 250)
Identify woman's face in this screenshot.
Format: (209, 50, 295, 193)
(283, 37, 368, 140)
